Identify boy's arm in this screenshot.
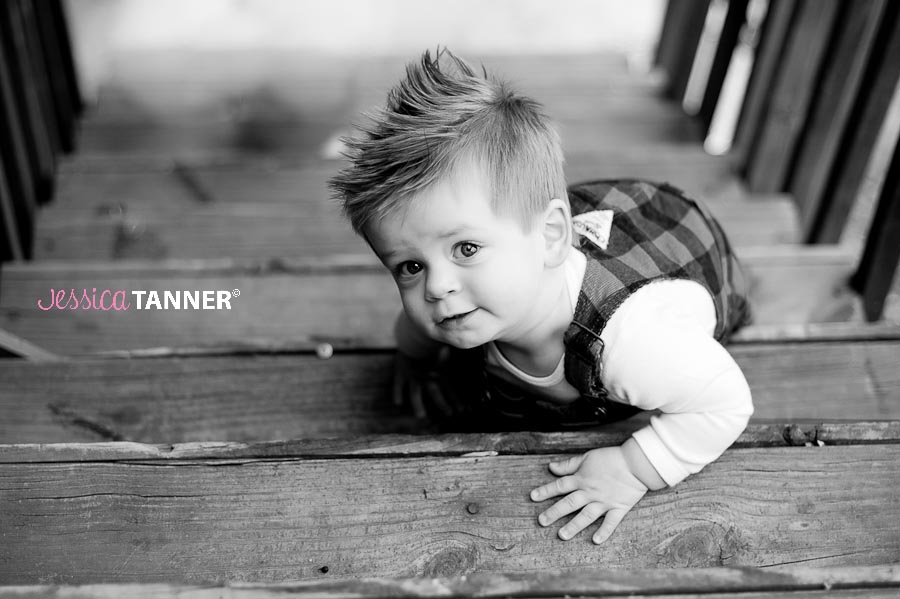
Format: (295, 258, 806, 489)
(392, 311, 459, 419)
(531, 280, 752, 543)
(602, 298, 754, 486)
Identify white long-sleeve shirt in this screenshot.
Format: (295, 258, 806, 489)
(486, 248, 754, 486)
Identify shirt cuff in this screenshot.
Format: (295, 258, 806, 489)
(632, 426, 692, 487)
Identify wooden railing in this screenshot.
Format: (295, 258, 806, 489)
(0, 0, 81, 261)
(657, 0, 900, 320)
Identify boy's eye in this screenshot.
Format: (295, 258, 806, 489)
(397, 261, 423, 277)
(455, 242, 480, 259)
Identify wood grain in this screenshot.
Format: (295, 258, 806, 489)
(789, 0, 889, 239)
(811, 1, 900, 243)
(2, 565, 900, 598)
(1, 445, 899, 583)
(0, 249, 857, 355)
(1, 340, 897, 443)
(3, 420, 900, 463)
(33, 192, 796, 260)
(732, 0, 797, 171)
(745, 0, 842, 192)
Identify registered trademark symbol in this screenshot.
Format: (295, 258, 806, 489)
(232, 289, 241, 297)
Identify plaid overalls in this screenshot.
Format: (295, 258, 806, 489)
(438, 179, 752, 431)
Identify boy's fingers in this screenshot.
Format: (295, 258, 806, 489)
(537, 490, 587, 527)
(592, 508, 628, 544)
(558, 502, 605, 541)
(549, 454, 585, 476)
(530, 474, 577, 502)
(409, 382, 427, 419)
(425, 380, 451, 417)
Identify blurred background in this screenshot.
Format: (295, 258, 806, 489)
(62, 1, 679, 162)
(67, 0, 665, 98)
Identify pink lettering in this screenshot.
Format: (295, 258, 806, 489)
(99, 289, 113, 311)
(80, 288, 92, 310)
(36, 288, 131, 311)
(112, 290, 130, 311)
(37, 288, 60, 311)
(64, 289, 79, 310)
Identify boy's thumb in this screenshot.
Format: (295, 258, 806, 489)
(549, 454, 584, 475)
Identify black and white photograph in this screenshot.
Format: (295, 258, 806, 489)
(1, 0, 899, 595)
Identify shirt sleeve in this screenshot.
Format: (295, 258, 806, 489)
(599, 279, 754, 486)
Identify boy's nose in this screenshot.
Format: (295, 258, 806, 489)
(424, 267, 460, 301)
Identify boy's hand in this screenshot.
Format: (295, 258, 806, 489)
(392, 350, 452, 420)
(530, 446, 648, 544)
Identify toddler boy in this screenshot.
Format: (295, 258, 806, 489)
(329, 49, 753, 544)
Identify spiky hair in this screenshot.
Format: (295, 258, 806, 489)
(329, 48, 566, 235)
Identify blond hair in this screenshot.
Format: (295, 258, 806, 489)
(329, 48, 566, 235)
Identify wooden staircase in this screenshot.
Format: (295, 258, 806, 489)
(2, 0, 900, 595)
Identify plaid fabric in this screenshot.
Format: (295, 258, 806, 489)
(435, 179, 751, 432)
(562, 179, 752, 418)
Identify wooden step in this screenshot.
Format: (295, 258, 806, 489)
(2, 336, 898, 443)
(80, 52, 684, 156)
(33, 192, 797, 261)
(100, 51, 636, 91)
(2, 427, 899, 582)
(82, 86, 702, 150)
(0, 248, 860, 355)
(4, 566, 900, 599)
(55, 144, 753, 206)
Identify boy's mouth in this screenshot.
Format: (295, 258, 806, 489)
(437, 309, 477, 328)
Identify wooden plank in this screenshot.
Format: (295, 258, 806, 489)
(744, 0, 842, 193)
(17, 0, 63, 158)
(33, 189, 796, 261)
(6, 589, 898, 599)
(98, 51, 631, 92)
(55, 145, 746, 208)
(33, 0, 79, 152)
(849, 134, 900, 320)
(732, 320, 900, 342)
(49, 155, 765, 214)
(810, 1, 900, 243)
(0, 0, 57, 203)
(1, 339, 898, 443)
(663, 0, 712, 101)
(0, 10, 38, 258)
(3, 420, 900, 462)
(54, 147, 754, 212)
(41, 0, 83, 116)
(789, 0, 890, 240)
(1, 444, 899, 582)
(0, 248, 859, 355)
(1, 588, 899, 599)
(34, 202, 372, 260)
(0, 156, 24, 261)
(699, 0, 749, 133)
(655, 0, 690, 68)
(0, 327, 61, 360)
(732, 0, 798, 172)
(3, 566, 900, 599)
(76, 99, 703, 158)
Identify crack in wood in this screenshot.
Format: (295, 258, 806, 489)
(46, 403, 127, 442)
(762, 550, 867, 568)
(28, 492, 204, 501)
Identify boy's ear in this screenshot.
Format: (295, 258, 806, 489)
(541, 198, 571, 268)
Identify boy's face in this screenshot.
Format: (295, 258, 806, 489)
(366, 165, 550, 349)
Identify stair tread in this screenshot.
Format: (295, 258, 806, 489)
(0, 248, 863, 355)
(1, 340, 899, 443)
(2, 442, 899, 580)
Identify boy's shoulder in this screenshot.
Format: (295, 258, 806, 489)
(567, 178, 693, 217)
